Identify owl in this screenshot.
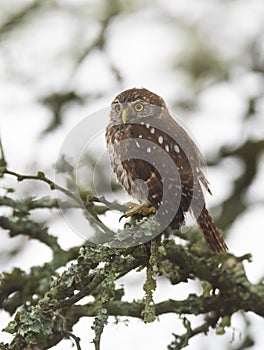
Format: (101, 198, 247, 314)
(105, 88, 228, 253)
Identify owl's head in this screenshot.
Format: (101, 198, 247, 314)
(110, 88, 166, 124)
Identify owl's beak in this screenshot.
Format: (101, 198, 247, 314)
(121, 108, 128, 124)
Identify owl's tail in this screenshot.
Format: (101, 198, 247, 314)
(196, 206, 228, 253)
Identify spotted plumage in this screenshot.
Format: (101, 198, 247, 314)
(106, 88, 228, 253)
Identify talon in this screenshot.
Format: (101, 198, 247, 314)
(119, 214, 126, 222)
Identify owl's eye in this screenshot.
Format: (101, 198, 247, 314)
(134, 103, 144, 112)
(115, 104, 121, 113)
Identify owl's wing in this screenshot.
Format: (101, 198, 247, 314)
(153, 112, 212, 194)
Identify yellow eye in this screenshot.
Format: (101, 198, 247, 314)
(134, 103, 144, 112)
(115, 104, 121, 113)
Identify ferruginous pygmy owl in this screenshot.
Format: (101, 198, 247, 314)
(105, 88, 228, 253)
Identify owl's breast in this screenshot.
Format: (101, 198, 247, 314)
(106, 123, 135, 196)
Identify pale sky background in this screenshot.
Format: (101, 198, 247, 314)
(0, 0, 264, 349)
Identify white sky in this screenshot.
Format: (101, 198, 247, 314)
(0, 0, 264, 349)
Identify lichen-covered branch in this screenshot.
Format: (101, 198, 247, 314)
(1, 231, 263, 350)
(1, 165, 263, 350)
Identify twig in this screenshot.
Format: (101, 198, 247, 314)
(66, 332, 82, 350)
(58, 312, 82, 350)
(4, 168, 82, 205)
(89, 195, 127, 213)
(169, 315, 219, 350)
(2, 168, 115, 236)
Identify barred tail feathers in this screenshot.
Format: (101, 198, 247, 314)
(196, 207, 228, 253)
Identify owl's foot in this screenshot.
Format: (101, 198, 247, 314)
(119, 202, 156, 222)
